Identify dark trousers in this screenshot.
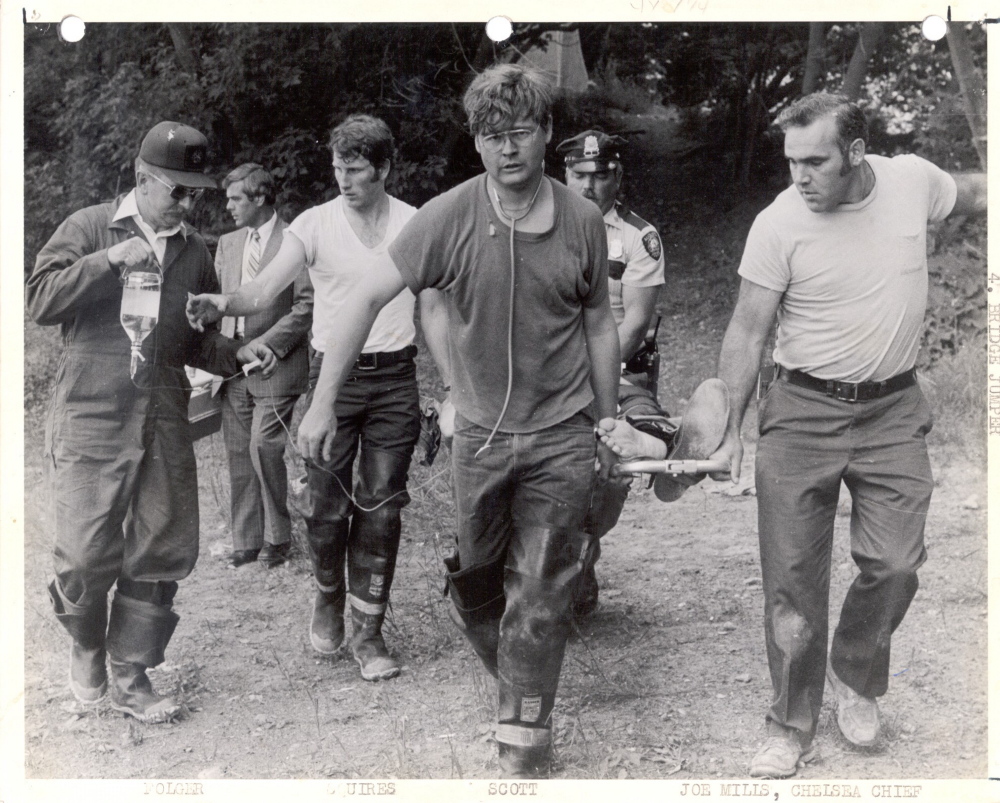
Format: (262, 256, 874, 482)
(49, 399, 198, 609)
(450, 410, 596, 737)
(220, 375, 299, 550)
(755, 379, 934, 739)
(302, 352, 421, 612)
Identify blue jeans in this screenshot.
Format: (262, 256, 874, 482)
(302, 351, 421, 612)
(449, 409, 597, 742)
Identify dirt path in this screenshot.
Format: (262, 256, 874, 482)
(21, 329, 988, 781)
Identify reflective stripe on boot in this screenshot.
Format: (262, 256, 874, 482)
(496, 723, 552, 779)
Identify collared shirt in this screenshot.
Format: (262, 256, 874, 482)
(236, 211, 278, 336)
(603, 202, 665, 327)
(111, 189, 186, 267)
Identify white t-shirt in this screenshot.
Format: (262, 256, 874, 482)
(287, 196, 417, 354)
(738, 154, 957, 382)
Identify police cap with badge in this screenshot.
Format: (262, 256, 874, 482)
(556, 129, 626, 172)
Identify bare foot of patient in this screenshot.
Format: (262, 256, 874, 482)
(596, 418, 669, 462)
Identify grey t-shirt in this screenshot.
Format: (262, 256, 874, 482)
(390, 174, 609, 433)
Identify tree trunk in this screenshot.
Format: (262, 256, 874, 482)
(166, 23, 199, 76)
(802, 22, 826, 95)
(946, 22, 987, 170)
(840, 22, 885, 101)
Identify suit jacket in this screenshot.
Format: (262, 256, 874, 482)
(214, 217, 313, 397)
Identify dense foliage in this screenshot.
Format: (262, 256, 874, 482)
(24, 21, 986, 361)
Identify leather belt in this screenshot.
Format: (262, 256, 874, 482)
(354, 344, 417, 371)
(777, 366, 916, 403)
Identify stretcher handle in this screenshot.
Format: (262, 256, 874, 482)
(614, 458, 729, 476)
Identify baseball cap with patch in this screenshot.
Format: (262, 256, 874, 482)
(556, 129, 626, 171)
(139, 121, 217, 189)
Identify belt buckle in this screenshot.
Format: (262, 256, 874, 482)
(831, 381, 860, 403)
(356, 353, 378, 371)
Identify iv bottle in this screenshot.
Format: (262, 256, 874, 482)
(120, 270, 161, 379)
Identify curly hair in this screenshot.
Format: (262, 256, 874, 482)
(463, 63, 553, 136)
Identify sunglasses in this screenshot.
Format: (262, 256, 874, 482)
(479, 125, 540, 153)
(145, 171, 206, 202)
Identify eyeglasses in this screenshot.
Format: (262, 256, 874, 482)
(144, 172, 205, 202)
(479, 125, 540, 153)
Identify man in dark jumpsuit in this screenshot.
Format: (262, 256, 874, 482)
(26, 121, 273, 722)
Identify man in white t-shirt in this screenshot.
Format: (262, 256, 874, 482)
(186, 115, 449, 682)
(706, 93, 986, 777)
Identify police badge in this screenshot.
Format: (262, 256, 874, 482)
(642, 231, 661, 261)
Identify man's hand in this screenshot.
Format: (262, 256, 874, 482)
(237, 341, 277, 379)
(708, 429, 744, 484)
(186, 292, 229, 332)
(438, 396, 456, 449)
(297, 399, 337, 464)
(108, 236, 156, 272)
(596, 440, 619, 480)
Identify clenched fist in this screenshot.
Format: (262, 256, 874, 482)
(108, 236, 156, 273)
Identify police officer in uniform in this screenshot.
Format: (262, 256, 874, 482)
(559, 129, 668, 615)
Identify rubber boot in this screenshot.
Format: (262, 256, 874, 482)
(496, 723, 553, 778)
(306, 518, 348, 655)
(311, 583, 346, 655)
(49, 580, 108, 703)
(574, 476, 629, 617)
(444, 551, 506, 678)
(105, 591, 182, 723)
(345, 450, 408, 681)
(349, 604, 400, 681)
(494, 526, 584, 779)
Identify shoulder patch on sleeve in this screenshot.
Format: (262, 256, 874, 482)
(642, 230, 661, 261)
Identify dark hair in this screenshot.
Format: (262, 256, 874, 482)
(222, 163, 277, 206)
(328, 114, 394, 172)
(775, 93, 868, 163)
(463, 63, 553, 136)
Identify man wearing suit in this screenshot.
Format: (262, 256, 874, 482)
(216, 163, 314, 568)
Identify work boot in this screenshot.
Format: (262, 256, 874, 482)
(653, 377, 730, 502)
(349, 605, 400, 681)
(310, 583, 346, 655)
(109, 660, 182, 723)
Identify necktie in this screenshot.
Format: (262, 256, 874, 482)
(247, 230, 261, 278)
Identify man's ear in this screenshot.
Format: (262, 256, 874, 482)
(848, 137, 866, 169)
(543, 116, 553, 144)
(377, 161, 391, 183)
